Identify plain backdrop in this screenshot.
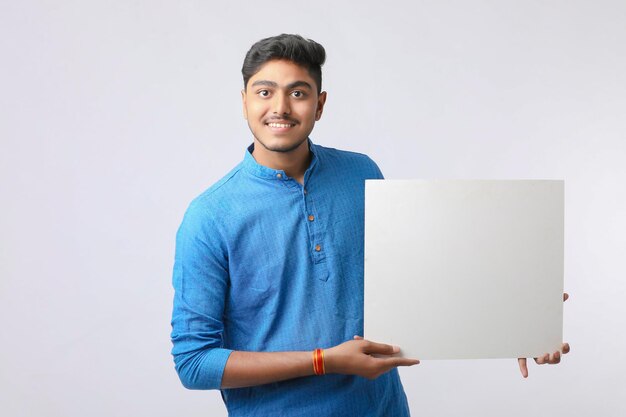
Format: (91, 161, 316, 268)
(1, 1, 624, 416)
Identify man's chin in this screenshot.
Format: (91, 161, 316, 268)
(257, 137, 308, 154)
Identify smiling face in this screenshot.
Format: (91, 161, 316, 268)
(242, 59, 327, 157)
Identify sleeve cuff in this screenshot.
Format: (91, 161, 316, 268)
(176, 348, 234, 390)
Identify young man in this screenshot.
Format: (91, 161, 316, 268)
(170, 34, 418, 416)
(171, 34, 569, 416)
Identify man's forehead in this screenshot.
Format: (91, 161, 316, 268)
(248, 59, 315, 85)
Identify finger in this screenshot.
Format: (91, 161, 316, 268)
(535, 353, 550, 365)
(550, 351, 561, 364)
(362, 340, 400, 355)
(562, 342, 570, 354)
(518, 358, 528, 378)
(381, 357, 420, 368)
(563, 293, 569, 302)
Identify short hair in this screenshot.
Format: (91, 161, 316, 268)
(242, 34, 326, 94)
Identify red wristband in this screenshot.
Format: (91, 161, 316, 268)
(313, 348, 325, 375)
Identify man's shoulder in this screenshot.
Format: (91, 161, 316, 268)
(315, 143, 376, 163)
(185, 162, 245, 216)
(314, 143, 383, 178)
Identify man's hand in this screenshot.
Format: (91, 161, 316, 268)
(517, 292, 570, 378)
(324, 336, 420, 380)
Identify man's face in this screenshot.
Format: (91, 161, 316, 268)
(242, 59, 326, 154)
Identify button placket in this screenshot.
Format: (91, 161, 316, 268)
(301, 180, 328, 281)
(303, 191, 325, 264)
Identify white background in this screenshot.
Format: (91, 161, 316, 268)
(1, 1, 624, 416)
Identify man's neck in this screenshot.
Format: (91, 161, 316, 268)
(252, 139, 311, 185)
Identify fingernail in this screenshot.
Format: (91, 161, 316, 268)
(392, 346, 400, 353)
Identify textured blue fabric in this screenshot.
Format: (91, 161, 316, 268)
(171, 141, 410, 417)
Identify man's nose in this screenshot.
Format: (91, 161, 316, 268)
(272, 93, 291, 115)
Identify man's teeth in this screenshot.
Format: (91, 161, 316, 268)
(267, 123, 294, 128)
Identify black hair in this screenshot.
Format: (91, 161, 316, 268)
(242, 34, 326, 94)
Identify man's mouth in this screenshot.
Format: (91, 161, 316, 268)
(265, 120, 296, 129)
(266, 121, 296, 128)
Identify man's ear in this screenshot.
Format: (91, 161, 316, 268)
(315, 91, 327, 121)
(241, 89, 248, 120)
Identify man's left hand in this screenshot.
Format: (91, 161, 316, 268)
(517, 293, 570, 378)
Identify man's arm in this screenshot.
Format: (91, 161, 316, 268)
(171, 204, 419, 390)
(221, 338, 419, 389)
(171, 205, 233, 390)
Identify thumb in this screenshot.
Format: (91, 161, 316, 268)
(518, 358, 529, 378)
(363, 340, 400, 355)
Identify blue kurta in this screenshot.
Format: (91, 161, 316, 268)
(171, 140, 410, 416)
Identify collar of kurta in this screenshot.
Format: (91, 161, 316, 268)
(241, 138, 320, 182)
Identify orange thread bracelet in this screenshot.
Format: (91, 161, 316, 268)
(313, 348, 325, 375)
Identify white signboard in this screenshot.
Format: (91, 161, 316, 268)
(364, 180, 564, 359)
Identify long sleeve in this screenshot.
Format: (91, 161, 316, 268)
(170, 202, 233, 390)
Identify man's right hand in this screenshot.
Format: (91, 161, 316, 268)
(324, 336, 420, 380)
(221, 336, 419, 389)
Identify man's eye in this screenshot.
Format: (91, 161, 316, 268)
(258, 90, 270, 97)
(292, 90, 304, 98)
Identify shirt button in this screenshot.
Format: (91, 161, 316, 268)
(315, 244, 321, 252)
(276, 173, 283, 179)
(303, 189, 307, 194)
(308, 215, 315, 221)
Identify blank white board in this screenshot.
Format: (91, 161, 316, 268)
(364, 180, 564, 359)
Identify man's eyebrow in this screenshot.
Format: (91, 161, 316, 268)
(250, 80, 313, 90)
(251, 80, 278, 88)
(286, 81, 313, 90)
